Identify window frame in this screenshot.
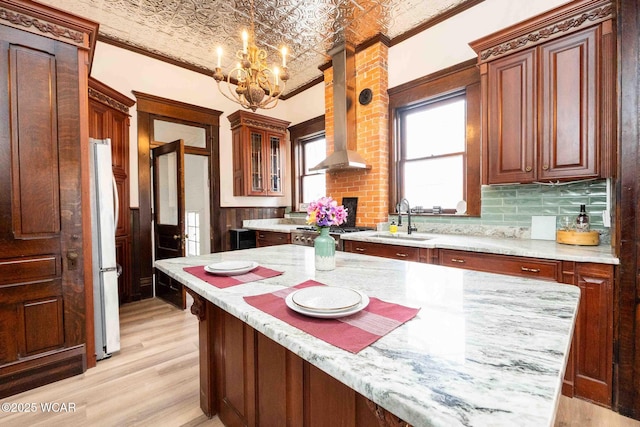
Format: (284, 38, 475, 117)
(289, 115, 325, 211)
(388, 59, 481, 216)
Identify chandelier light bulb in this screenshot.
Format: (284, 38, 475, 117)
(242, 30, 248, 54)
(212, 3, 291, 111)
(216, 46, 222, 68)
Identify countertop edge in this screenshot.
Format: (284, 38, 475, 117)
(244, 226, 619, 265)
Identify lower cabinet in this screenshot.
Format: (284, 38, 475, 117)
(438, 249, 562, 282)
(565, 262, 613, 406)
(434, 248, 613, 407)
(201, 300, 405, 426)
(343, 240, 420, 261)
(256, 231, 291, 247)
(344, 242, 613, 407)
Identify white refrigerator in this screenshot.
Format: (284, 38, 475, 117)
(89, 138, 121, 360)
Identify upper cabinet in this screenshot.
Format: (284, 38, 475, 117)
(470, 0, 615, 185)
(228, 110, 290, 196)
(88, 78, 135, 304)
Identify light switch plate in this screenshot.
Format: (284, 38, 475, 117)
(531, 216, 557, 240)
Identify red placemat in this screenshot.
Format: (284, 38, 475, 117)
(184, 265, 283, 289)
(243, 280, 420, 353)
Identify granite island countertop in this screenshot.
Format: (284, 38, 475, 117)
(155, 245, 580, 427)
(241, 219, 618, 265)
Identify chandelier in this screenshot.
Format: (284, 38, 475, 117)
(213, 0, 290, 111)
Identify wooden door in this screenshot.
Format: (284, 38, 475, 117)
(573, 263, 613, 406)
(0, 25, 87, 396)
(487, 49, 537, 184)
(152, 140, 186, 307)
(539, 26, 599, 181)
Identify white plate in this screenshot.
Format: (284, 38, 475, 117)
(455, 200, 467, 214)
(204, 261, 258, 276)
(292, 286, 362, 312)
(286, 288, 369, 319)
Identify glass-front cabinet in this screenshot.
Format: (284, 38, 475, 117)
(228, 110, 290, 196)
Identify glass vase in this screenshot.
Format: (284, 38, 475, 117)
(314, 227, 336, 271)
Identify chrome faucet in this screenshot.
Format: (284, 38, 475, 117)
(398, 198, 418, 235)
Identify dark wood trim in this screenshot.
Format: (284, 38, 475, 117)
(288, 115, 325, 209)
(98, 34, 213, 76)
(132, 91, 222, 125)
(281, 76, 324, 100)
(357, 33, 391, 53)
(0, 0, 98, 66)
(390, 0, 485, 46)
(388, 58, 478, 100)
(470, 0, 614, 63)
(0, 345, 85, 398)
(388, 60, 481, 217)
(615, 0, 639, 418)
(88, 77, 135, 114)
(134, 95, 222, 299)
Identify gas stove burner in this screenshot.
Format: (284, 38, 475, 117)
(296, 226, 317, 232)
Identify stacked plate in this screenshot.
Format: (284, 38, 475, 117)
(285, 286, 369, 319)
(204, 260, 258, 276)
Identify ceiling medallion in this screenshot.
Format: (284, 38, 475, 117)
(212, 0, 289, 111)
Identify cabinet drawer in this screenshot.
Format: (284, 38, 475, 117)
(256, 231, 290, 247)
(439, 249, 561, 282)
(344, 241, 420, 262)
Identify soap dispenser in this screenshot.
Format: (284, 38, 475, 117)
(389, 220, 398, 234)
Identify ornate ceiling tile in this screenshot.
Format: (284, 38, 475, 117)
(37, 0, 474, 94)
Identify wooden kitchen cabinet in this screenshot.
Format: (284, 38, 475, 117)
(197, 297, 406, 426)
(438, 249, 562, 282)
(344, 240, 420, 262)
(88, 77, 135, 304)
(0, 0, 98, 395)
(471, 1, 615, 184)
(564, 262, 613, 406)
(228, 110, 290, 196)
(256, 230, 290, 247)
(436, 248, 613, 407)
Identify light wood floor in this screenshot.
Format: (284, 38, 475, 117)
(0, 297, 638, 427)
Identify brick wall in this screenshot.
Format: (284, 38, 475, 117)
(325, 42, 389, 227)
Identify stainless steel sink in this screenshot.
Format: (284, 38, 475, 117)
(370, 233, 431, 242)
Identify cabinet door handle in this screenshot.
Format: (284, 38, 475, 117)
(521, 267, 541, 273)
(259, 234, 265, 238)
(542, 164, 549, 170)
(451, 258, 465, 263)
(355, 247, 366, 252)
(525, 166, 532, 172)
(395, 253, 408, 258)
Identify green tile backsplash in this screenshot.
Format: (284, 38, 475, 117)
(407, 179, 609, 231)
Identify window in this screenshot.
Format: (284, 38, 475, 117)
(398, 93, 466, 210)
(301, 135, 326, 203)
(289, 116, 326, 210)
(389, 60, 480, 215)
(186, 211, 200, 256)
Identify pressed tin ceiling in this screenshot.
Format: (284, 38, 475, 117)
(37, 0, 475, 95)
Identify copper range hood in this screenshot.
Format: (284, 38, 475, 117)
(310, 44, 371, 172)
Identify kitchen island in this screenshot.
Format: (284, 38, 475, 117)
(155, 245, 580, 427)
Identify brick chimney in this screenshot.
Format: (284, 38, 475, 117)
(324, 41, 389, 227)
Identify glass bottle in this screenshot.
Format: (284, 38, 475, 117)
(575, 204, 590, 232)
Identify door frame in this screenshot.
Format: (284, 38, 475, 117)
(133, 91, 222, 301)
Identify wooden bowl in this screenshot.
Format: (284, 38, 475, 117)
(556, 230, 600, 246)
